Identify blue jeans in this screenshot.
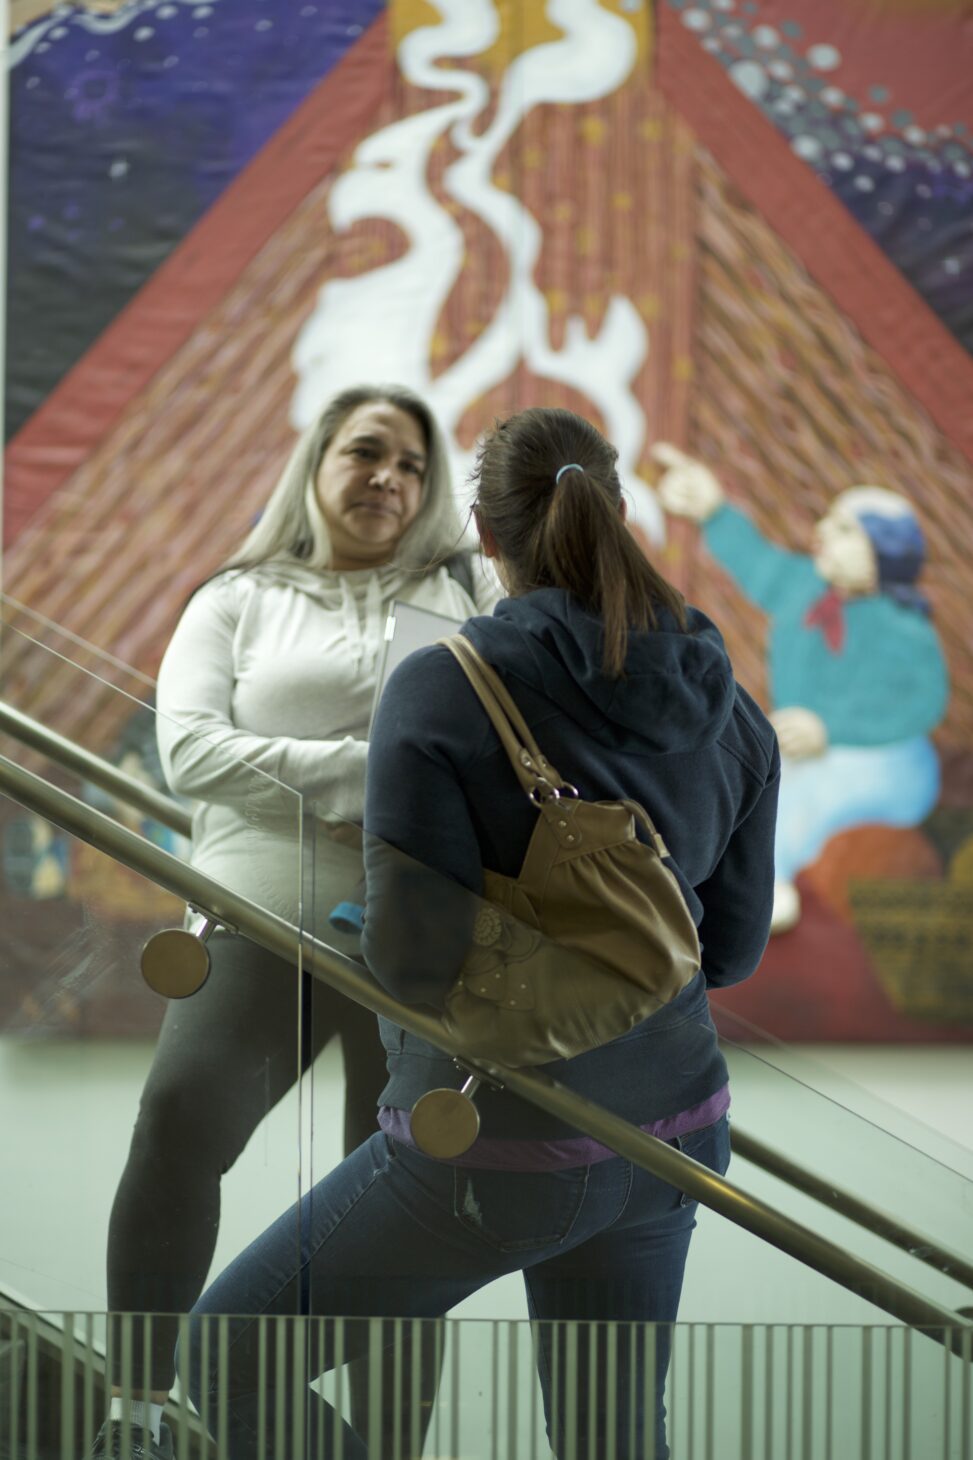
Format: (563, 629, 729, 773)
(187, 1117, 730, 1458)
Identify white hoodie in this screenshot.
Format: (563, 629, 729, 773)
(156, 558, 500, 936)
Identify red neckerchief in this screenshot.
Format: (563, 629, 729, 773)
(803, 587, 846, 652)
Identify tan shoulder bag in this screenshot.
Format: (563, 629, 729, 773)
(435, 634, 701, 1068)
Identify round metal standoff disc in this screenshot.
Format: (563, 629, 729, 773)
(140, 928, 211, 999)
(410, 1088, 481, 1159)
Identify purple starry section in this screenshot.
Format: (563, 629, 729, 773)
(666, 0, 972, 358)
(7, 0, 385, 439)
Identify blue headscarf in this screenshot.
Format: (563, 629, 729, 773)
(841, 489, 931, 617)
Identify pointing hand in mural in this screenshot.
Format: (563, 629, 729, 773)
(652, 442, 725, 522)
(654, 445, 949, 935)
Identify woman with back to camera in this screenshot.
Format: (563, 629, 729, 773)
(89, 385, 499, 1460)
(186, 406, 780, 1459)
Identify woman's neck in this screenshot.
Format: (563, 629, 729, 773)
(327, 553, 395, 573)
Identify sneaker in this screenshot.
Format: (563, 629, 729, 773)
(84, 1420, 174, 1460)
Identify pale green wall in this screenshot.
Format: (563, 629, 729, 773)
(1, 1035, 969, 1324)
(2, 1035, 970, 1457)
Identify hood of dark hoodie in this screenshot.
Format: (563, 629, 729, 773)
(463, 588, 736, 756)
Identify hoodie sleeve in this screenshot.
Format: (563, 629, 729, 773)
(156, 577, 369, 821)
(363, 648, 485, 1007)
(694, 742, 780, 988)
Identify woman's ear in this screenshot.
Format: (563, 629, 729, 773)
(619, 496, 628, 523)
(475, 510, 500, 560)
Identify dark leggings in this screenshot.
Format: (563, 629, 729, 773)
(107, 934, 392, 1395)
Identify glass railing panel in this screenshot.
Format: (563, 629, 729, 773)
(0, 793, 306, 1414)
(299, 802, 371, 1207)
(705, 1011, 972, 1317)
(2, 1312, 970, 1460)
(0, 614, 307, 1407)
(0, 595, 308, 923)
(713, 1002, 973, 1181)
(672, 1021, 972, 1335)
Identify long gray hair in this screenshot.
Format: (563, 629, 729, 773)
(225, 385, 463, 572)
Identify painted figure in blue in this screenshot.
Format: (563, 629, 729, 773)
(655, 444, 949, 932)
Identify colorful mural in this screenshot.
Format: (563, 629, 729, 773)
(3, 0, 972, 1041)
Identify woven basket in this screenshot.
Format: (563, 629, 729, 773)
(849, 878, 973, 1023)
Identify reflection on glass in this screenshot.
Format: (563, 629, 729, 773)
(714, 1004, 973, 1305)
(0, 603, 305, 1426)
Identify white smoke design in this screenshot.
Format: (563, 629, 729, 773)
(291, 0, 662, 538)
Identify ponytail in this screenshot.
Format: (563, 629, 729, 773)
(542, 466, 687, 675)
(473, 408, 687, 676)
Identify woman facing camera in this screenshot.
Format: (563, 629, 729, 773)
(187, 406, 779, 1459)
(91, 385, 498, 1460)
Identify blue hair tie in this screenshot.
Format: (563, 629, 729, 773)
(556, 463, 584, 484)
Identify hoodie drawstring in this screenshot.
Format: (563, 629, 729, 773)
(339, 572, 387, 672)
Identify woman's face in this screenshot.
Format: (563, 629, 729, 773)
(315, 401, 427, 570)
(812, 505, 878, 594)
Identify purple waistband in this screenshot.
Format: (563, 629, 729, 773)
(378, 1086, 730, 1170)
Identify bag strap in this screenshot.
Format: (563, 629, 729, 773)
(621, 798, 670, 860)
(441, 635, 572, 803)
(442, 636, 671, 853)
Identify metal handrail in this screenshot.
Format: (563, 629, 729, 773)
(4, 705, 969, 1296)
(0, 698, 192, 838)
(0, 749, 969, 1357)
(2, 697, 968, 1291)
